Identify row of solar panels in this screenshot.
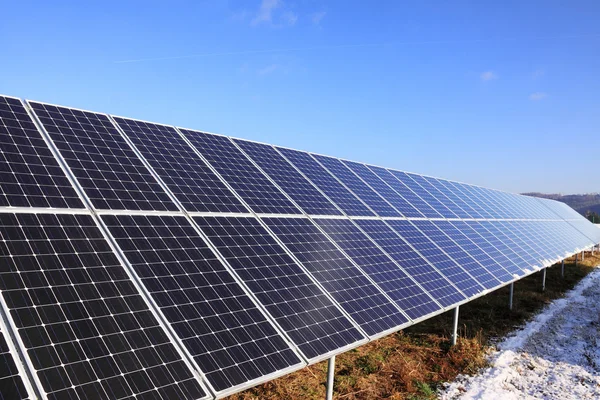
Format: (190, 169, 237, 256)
(1, 94, 599, 400)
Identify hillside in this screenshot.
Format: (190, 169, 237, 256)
(523, 193, 600, 216)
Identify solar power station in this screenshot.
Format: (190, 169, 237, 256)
(0, 94, 599, 400)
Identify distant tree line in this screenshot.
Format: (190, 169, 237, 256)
(586, 211, 600, 224)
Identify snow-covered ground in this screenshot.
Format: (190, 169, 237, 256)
(441, 267, 600, 400)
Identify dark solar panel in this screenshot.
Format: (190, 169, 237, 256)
(193, 215, 365, 361)
(178, 129, 301, 215)
(234, 140, 342, 216)
(314, 218, 440, 320)
(275, 148, 374, 216)
(392, 172, 460, 218)
(261, 217, 408, 336)
(0, 96, 83, 209)
(102, 214, 303, 393)
(28, 102, 177, 212)
(354, 219, 466, 307)
(0, 213, 207, 400)
(384, 220, 484, 297)
(0, 327, 30, 399)
(312, 155, 401, 217)
(341, 161, 424, 218)
(112, 117, 248, 213)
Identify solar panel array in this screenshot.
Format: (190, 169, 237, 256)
(0, 94, 598, 400)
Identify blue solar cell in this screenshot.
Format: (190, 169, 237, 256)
(384, 220, 484, 297)
(178, 129, 302, 215)
(0, 213, 207, 400)
(313, 155, 402, 217)
(112, 117, 249, 213)
(314, 218, 440, 320)
(411, 220, 504, 289)
(29, 102, 178, 212)
(512, 221, 562, 261)
(234, 140, 342, 216)
(478, 221, 541, 270)
(447, 183, 496, 219)
(354, 219, 465, 307)
(491, 221, 547, 268)
(261, 217, 409, 336)
(367, 166, 442, 218)
(479, 188, 518, 219)
(193, 215, 365, 361)
(0, 96, 84, 210)
(341, 161, 424, 217)
(0, 327, 30, 399)
(276, 148, 374, 216)
(102, 214, 303, 393)
(389, 171, 459, 218)
(422, 177, 479, 218)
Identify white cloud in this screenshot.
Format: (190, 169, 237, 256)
(533, 69, 545, 79)
(251, 0, 281, 26)
(480, 71, 498, 81)
(529, 92, 548, 101)
(258, 64, 279, 75)
(281, 11, 298, 26)
(311, 11, 326, 25)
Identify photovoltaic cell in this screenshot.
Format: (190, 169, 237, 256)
(0, 213, 206, 400)
(354, 219, 466, 307)
(341, 161, 423, 217)
(384, 220, 484, 297)
(312, 155, 401, 217)
(275, 148, 374, 216)
(29, 102, 177, 212)
(367, 166, 442, 218)
(178, 129, 301, 215)
(446, 182, 495, 219)
(0, 96, 83, 209)
(0, 327, 30, 399)
(234, 140, 342, 216)
(392, 172, 459, 218)
(112, 117, 248, 214)
(102, 214, 302, 393)
(193, 215, 365, 361)
(261, 217, 408, 336)
(420, 177, 474, 218)
(315, 218, 440, 320)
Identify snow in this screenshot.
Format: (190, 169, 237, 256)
(441, 267, 600, 400)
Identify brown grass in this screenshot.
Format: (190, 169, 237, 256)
(228, 251, 600, 400)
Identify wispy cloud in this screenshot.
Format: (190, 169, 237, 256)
(251, 0, 281, 26)
(311, 11, 326, 25)
(480, 71, 498, 81)
(258, 64, 279, 75)
(250, 0, 296, 27)
(533, 69, 545, 79)
(281, 11, 298, 26)
(529, 92, 548, 101)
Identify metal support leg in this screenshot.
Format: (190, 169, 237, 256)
(452, 306, 460, 346)
(509, 282, 514, 310)
(582, 251, 585, 261)
(575, 253, 578, 267)
(326, 356, 335, 400)
(561, 259, 565, 278)
(542, 268, 546, 291)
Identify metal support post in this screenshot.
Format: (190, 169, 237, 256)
(542, 268, 546, 291)
(582, 250, 585, 261)
(326, 356, 335, 400)
(561, 259, 565, 278)
(575, 253, 578, 267)
(509, 282, 514, 310)
(452, 306, 460, 346)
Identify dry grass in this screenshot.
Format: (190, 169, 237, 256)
(228, 251, 600, 400)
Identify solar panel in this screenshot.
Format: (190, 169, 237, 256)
(389, 171, 459, 218)
(410, 220, 505, 289)
(367, 165, 442, 218)
(274, 147, 375, 216)
(353, 219, 466, 307)
(477, 221, 541, 270)
(421, 177, 477, 218)
(193, 215, 365, 361)
(178, 129, 302, 215)
(314, 218, 441, 320)
(28, 102, 178, 212)
(513, 221, 563, 262)
(0, 96, 84, 210)
(233, 140, 342, 216)
(261, 217, 409, 337)
(0, 213, 207, 400)
(447, 183, 495, 219)
(312, 155, 402, 217)
(341, 161, 424, 218)
(0, 326, 31, 399)
(492, 221, 547, 268)
(112, 117, 248, 214)
(383, 220, 484, 297)
(101, 214, 303, 394)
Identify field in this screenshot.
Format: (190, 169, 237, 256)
(229, 251, 600, 400)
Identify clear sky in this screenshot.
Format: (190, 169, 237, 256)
(1, 1, 599, 194)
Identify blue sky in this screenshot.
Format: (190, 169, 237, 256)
(1, 1, 599, 194)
